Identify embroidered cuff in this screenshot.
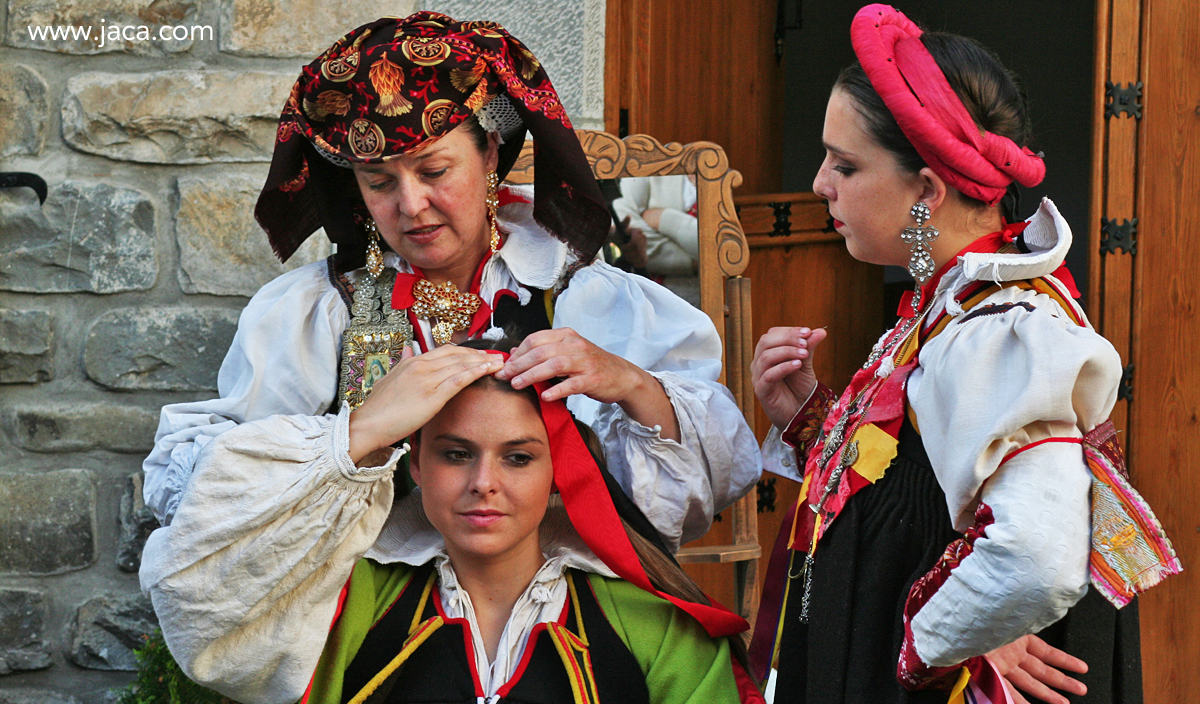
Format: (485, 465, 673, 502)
(781, 383, 835, 456)
(333, 404, 406, 482)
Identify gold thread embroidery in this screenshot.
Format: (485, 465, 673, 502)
(338, 273, 413, 409)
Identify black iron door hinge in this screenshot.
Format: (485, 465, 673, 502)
(1118, 363, 1135, 402)
(1105, 81, 1143, 120)
(769, 201, 792, 237)
(1101, 217, 1138, 255)
(757, 477, 777, 513)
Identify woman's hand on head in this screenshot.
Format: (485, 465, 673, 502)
(752, 326, 827, 430)
(988, 635, 1088, 704)
(347, 345, 505, 465)
(495, 328, 681, 441)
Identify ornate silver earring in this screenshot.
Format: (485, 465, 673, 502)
(364, 217, 385, 279)
(901, 202, 938, 311)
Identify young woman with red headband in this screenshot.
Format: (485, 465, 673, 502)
(750, 5, 1178, 704)
(140, 336, 761, 704)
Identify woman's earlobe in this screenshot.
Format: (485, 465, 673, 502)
(486, 131, 502, 171)
(408, 444, 421, 487)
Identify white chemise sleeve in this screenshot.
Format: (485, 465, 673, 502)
(142, 261, 348, 524)
(907, 286, 1122, 665)
(553, 261, 761, 550)
(139, 406, 401, 704)
(610, 177, 653, 234)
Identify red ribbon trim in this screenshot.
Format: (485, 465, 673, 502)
(531, 373, 748, 637)
(1000, 437, 1083, 467)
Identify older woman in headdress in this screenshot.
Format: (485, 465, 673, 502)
(141, 12, 759, 554)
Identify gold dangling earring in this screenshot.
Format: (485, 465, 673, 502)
(486, 170, 501, 253)
(900, 202, 939, 311)
(364, 217, 385, 279)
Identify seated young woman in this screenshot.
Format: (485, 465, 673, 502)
(139, 338, 760, 704)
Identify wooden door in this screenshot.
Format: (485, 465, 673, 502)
(605, 0, 786, 612)
(605, 0, 783, 194)
(1091, 0, 1200, 698)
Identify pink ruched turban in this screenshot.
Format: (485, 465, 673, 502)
(850, 4, 1045, 205)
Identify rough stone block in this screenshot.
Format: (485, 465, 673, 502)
(0, 690, 82, 704)
(6, 403, 159, 453)
(427, 0, 606, 128)
(0, 469, 95, 575)
(221, 0, 415, 57)
(0, 588, 52, 675)
(0, 65, 48, 157)
(176, 175, 330, 296)
(0, 309, 53, 384)
(7, 0, 203, 55)
(0, 183, 156, 294)
(62, 71, 293, 163)
(117, 473, 159, 573)
(84, 307, 238, 391)
(65, 592, 157, 671)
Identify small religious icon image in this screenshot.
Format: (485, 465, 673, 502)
(363, 354, 390, 392)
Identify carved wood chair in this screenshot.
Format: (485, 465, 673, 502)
(506, 131, 761, 619)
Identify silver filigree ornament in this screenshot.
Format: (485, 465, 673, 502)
(337, 271, 413, 410)
(901, 201, 939, 311)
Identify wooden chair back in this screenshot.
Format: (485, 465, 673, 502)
(506, 131, 762, 619)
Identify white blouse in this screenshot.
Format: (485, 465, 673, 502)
(142, 184, 761, 552)
(762, 199, 1121, 667)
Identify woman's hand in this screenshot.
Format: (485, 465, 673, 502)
(752, 326, 827, 430)
(495, 328, 681, 442)
(641, 207, 664, 230)
(347, 345, 504, 464)
(988, 635, 1088, 704)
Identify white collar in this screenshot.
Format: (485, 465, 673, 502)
(370, 490, 614, 697)
(958, 197, 1071, 284)
(932, 197, 1072, 313)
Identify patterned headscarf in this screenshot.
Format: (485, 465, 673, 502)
(256, 12, 609, 269)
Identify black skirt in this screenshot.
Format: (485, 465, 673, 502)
(772, 419, 1142, 704)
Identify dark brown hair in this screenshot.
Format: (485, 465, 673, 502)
(835, 30, 1033, 221)
(458, 115, 491, 154)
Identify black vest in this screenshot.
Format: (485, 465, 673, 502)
(341, 564, 650, 704)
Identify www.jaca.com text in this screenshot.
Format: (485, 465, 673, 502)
(26, 20, 214, 48)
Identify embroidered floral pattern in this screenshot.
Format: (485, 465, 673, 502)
(782, 383, 835, 459)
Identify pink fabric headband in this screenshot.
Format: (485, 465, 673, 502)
(850, 4, 1045, 205)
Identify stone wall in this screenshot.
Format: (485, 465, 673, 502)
(0, 2, 604, 702)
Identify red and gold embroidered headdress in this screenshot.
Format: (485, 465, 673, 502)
(257, 12, 609, 269)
